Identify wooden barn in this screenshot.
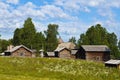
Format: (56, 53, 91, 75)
(54, 42, 76, 58)
(105, 60, 120, 69)
(55, 47, 71, 58)
(4, 45, 34, 57)
(76, 45, 110, 61)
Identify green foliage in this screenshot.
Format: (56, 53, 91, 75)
(13, 17, 36, 49)
(0, 57, 120, 80)
(0, 39, 11, 53)
(34, 32, 45, 50)
(13, 28, 22, 46)
(12, 18, 61, 55)
(44, 24, 59, 51)
(21, 17, 36, 48)
(77, 24, 120, 58)
(12, 17, 47, 54)
(69, 36, 76, 44)
(77, 33, 89, 46)
(33, 32, 46, 56)
(12, 18, 59, 52)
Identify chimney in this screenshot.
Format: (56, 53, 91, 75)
(7, 45, 14, 50)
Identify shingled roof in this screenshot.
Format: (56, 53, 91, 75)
(81, 45, 110, 52)
(5, 45, 33, 53)
(54, 42, 76, 52)
(54, 47, 70, 52)
(105, 60, 120, 65)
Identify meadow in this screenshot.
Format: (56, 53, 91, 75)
(0, 57, 120, 80)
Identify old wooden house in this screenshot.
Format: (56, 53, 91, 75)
(55, 47, 71, 58)
(54, 42, 76, 58)
(105, 60, 120, 69)
(4, 45, 34, 57)
(76, 45, 110, 61)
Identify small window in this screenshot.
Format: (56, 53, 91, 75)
(96, 56, 101, 61)
(20, 53, 24, 56)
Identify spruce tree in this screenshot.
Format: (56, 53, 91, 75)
(44, 24, 59, 51)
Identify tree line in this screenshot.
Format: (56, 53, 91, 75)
(0, 18, 59, 56)
(69, 24, 120, 59)
(0, 18, 120, 58)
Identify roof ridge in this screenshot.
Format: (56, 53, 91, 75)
(5, 45, 33, 53)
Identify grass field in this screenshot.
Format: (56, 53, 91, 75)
(0, 57, 120, 80)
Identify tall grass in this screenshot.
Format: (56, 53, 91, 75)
(0, 57, 120, 80)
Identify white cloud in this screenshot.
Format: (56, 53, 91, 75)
(52, 21, 91, 41)
(6, 0, 19, 4)
(54, 0, 120, 38)
(106, 0, 120, 8)
(40, 5, 71, 20)
(54, 0, 120, 14)
(84, 7, 91, 12)
(33, 21, 47, 32)
(0, 1, 76, 40)
(91, 18, 120, 40)
(55, 0, 104, 12)
(0, 1, 74, 29)
(0, 1, 9, 9)
(88, 0, 105, 7)
(54, 0, 81, 13)
(0, 0, 120, 41)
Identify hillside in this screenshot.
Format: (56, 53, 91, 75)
(0, 57, 120, 80)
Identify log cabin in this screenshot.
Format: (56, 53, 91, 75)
(54, 42, 76, 58)
(76, 45, 110, 61)
(4, 45, 34, 57)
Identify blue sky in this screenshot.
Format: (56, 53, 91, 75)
(0, 0, 120, 41)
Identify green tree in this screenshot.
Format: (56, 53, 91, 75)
(33, 32, 46, 56)
(77, 24, 120, 58)
(13, 17, 36, 49)
(0, 34, 12, 53)
(85, 24, 107, 45)
(78, 24, 107, 46)
(106, 33, 120, 58)
(0, 39, 10, 52)
(21, 17, 36, 49)
(107, 33, 117, 46)
(44, 24, 59, 51)
(69, 37, 76, 44)
(13, 28, 22, 46)
(77, 33, 89, 46)
(33, 32, 46, 51)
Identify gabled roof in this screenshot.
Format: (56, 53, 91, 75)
(54, 42, 76, 52)
(105, 60, 120, 65)
(81, 45, 110, 52)
(56, 42, 75, 49)
(5, 45, 33, 53)
(54, 47, 70, 52)
(71, 49, 78, 55)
